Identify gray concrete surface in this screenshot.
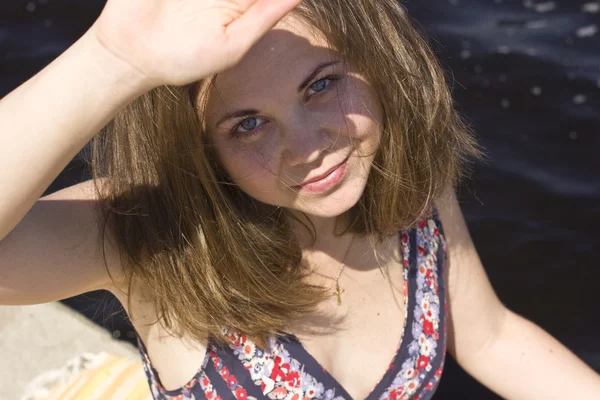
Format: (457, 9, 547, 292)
(0, 302, 140, 400)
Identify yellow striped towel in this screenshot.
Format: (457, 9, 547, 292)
(21, 352, 152, 400)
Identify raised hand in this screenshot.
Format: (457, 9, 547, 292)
(90, 0, 302, 87)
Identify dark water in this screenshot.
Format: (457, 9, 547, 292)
(403, 2, 600, 397)
(1, 0, 599, 398)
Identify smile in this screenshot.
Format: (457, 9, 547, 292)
(293, 156, 350, 194)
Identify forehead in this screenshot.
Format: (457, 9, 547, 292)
(209, 17, 336, 101)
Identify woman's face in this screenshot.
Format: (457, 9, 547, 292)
(204, 17, 383, 220)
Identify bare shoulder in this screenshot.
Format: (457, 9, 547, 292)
(0, 178, 124, 305)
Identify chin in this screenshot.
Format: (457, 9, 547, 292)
(292, 179, 367, 218)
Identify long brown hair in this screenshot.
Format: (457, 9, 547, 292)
(90, 0, 480, 345)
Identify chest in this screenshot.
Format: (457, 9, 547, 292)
(126, 225, 447, 399)
(288, 258, 408, 398)
(127, 258, 408, 399)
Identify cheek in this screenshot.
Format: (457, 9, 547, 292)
(345, 113, 382, 142)
(216, 142, 281, 194)
(338, 102, 383, 157)
(337, 82, 383, 142)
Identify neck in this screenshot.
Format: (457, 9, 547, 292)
(288, 211, 351, 249)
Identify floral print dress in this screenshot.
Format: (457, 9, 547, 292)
(137, 210, 448, 400)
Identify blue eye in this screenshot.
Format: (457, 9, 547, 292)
(231, 116, 267, 140)
(306, 75, 340, 98)
(310, 78, 329, 93)
(236, 116, 266, 133)
(240, 117, 258, 131)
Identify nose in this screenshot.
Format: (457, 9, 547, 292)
(280, 113, 334, 167)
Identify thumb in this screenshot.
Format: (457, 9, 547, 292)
(226, 0, 303, 53)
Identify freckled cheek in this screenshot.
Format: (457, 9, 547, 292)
(336, 90, 383, 141)
(346, 112, 378, 136)
(222, 145, 282, 191)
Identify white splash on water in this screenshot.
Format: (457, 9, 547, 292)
(526, 48, 539, 56)
(582, 2, 600, 13)
(497, 45, 511, 54)
(576, 25, 598, 38)
(573, 94, 588, 104)
(525, 20, 548, 29)
(534, 1, 557, 13)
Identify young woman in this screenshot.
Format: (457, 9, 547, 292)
(1, 0, 599, 399)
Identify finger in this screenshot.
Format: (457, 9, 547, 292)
(226, 0, 302, 52)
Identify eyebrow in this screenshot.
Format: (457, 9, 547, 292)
(215, 60, 341, 128)
(297, 60, 340, 93)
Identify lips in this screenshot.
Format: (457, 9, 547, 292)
(292, 155, 350, 194)
(296, 158, 348, 187)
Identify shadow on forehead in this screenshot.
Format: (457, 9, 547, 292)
(222, 30, 336, 87)
(200, 28, 343, 117)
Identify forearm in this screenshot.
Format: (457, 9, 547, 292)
(0, 30, 152, 240)
(462, 309, 600, 399)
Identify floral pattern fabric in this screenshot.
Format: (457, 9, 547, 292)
(137, 209, 448, 400)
